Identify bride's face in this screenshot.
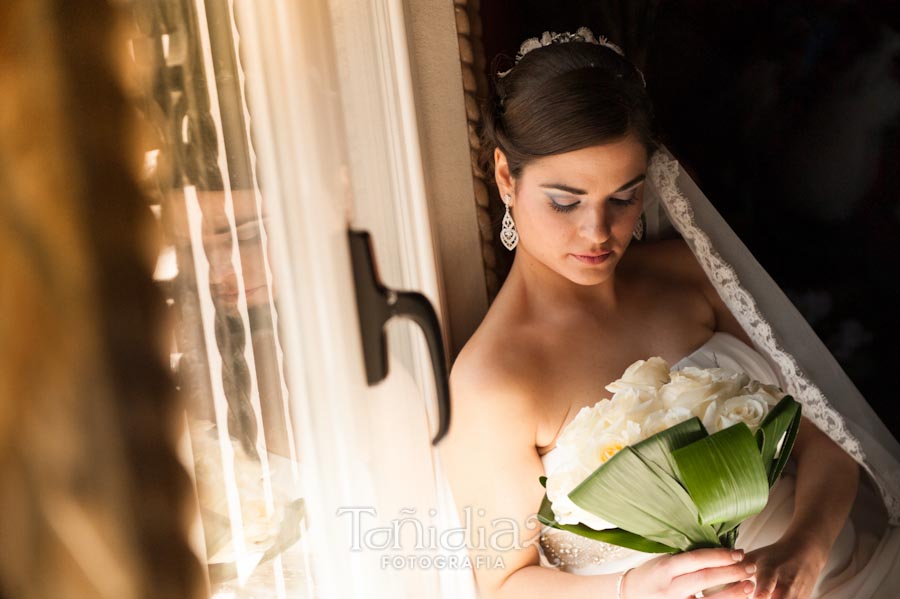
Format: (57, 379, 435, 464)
(498, 134, 648, 286)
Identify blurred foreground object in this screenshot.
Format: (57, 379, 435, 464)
(0, 1, 206, 597)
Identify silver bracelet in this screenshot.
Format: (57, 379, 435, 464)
(616, 567, 633, 599)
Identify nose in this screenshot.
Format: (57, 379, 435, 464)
(578, 203, 613, 245)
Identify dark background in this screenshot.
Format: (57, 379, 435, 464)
(479, 0, 900, 438)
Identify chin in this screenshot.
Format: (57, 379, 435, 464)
(563, 266, 615, 286)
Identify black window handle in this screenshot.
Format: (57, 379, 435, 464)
(348, 230, 451, 445)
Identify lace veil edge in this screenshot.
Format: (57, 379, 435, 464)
(645, 148, 900, 524)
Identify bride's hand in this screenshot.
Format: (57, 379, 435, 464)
(744, 540, 827, 599)
(622, 548, 757, 599)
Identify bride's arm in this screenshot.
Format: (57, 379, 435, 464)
(786, 420, 859, 552)
(441, 351, 621, 599)
(747, 420, 859, 599)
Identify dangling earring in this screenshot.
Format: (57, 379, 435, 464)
(500, 193, 519, 251)
(632, 214, 644, 241)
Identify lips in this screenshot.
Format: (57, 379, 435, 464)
(571, 252, 612, 265)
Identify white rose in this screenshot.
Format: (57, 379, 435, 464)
(699, 400, 720, 432)
(555, 401, 610, 450)
(712, 394, 770, 433)
(556, 398, 633, 449)
(659, 367, 748, 417)
(606, 356, 671, 392)
(545, 467, 617, 531)
(641, 406, 693, 437)
(546, 419, 641, 530)
(608, 386, 663, 423)
(741, 380, 786, 407)
(574, 420, 642, 471)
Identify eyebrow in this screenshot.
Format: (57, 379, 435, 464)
(540, 173, 646, 195)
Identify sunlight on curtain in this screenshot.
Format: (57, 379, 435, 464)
(132, 0, 312, 596)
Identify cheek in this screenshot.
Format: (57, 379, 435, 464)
(510, 208, 556, 259)
(511, 202, 537, 233)
(519, 209, 571, 247)
(617, 207, 642, 231)
(617, 198, 644, 231)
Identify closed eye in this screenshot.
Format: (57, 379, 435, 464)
(548, 193, 637, 212)
(548, 196, 579, 213)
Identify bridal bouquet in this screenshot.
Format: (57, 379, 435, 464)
(538, 357, 802, 552)
(190, 419, 306, 583)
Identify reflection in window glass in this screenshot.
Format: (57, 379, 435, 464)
(132, 0, 312, 596)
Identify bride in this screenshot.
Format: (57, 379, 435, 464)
(441, 28, 900, 599)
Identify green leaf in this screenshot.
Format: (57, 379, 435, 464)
(568, 446, 720, 551)
(755, 396, 802, 486)
(631, 417, 708, 479)
(714, 516, 744, 543)
(537, 493, 677, 553)
(672, 423, 769, 526)
(719, 527, 739, 550)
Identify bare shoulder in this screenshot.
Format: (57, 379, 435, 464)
(624, 237, 708, 286)
(447, 318, 542, 445)
(450, 324, 541, 413)
(628, 238, 753, 344)
(620, 237, 721, 336)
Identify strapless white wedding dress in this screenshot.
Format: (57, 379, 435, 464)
(538, 332, 900, 598)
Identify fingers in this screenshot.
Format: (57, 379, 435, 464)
(752, 573, 777, 599)
(671, 561, 757, 598)
(705, 579, 758, 598)
(667, 548, 746, 577)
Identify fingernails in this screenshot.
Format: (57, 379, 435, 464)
(732, 550, 744, 561)
(743, 580, 756, 595)
(745, 563, 757, 574)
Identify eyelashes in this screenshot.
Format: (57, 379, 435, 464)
(549, 199, 577, 213)
(548, 196, 637, 213)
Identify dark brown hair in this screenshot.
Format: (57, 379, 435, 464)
(480, 40, 659, 180)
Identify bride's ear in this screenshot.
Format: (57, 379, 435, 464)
(494, 148, 515, 200)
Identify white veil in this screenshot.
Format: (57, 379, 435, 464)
(644, 146, 900, 524)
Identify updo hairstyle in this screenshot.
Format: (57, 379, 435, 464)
(480, 40, 659, 181)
